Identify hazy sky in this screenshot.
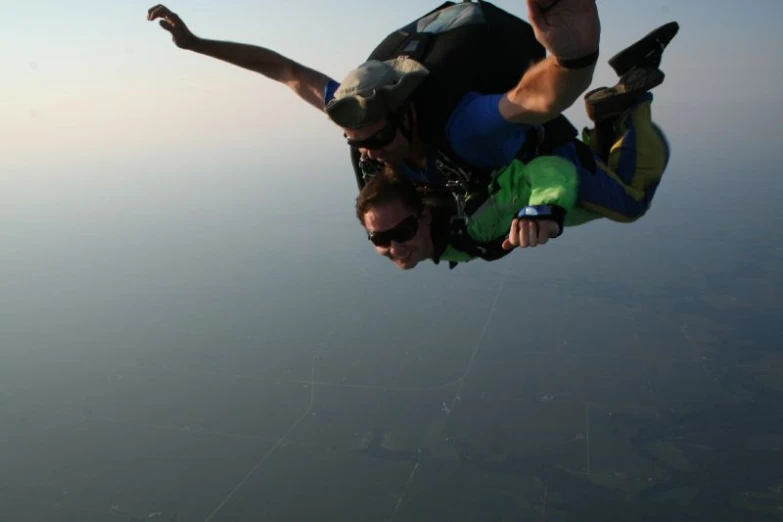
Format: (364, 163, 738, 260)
(2, 0, 781, 175)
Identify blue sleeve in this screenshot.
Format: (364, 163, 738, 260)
(445, 92, 533, 169)
(323, 79, 340, 107)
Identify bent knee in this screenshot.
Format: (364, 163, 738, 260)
(580, 201, 650, 223)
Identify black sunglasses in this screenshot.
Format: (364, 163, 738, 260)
(345, 119, 398, 150)
(367, 215, 419, 247)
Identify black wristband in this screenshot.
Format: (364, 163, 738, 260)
(517, 205, 567, 238)
(556, 49, 599, 69)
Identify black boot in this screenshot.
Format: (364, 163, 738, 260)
(584, 67, 663, 124)
(608, 21, 679, 77)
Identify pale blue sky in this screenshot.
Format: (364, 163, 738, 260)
(2, 0, 781, 177)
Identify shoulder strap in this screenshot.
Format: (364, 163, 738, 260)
(350, 1, 585, 191)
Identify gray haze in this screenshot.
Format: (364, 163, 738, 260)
(2, 97, 782, 521)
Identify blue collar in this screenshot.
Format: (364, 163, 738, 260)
(399, 149, 446, 186)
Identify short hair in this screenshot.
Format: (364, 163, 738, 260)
(355, 167, 457, 226)
(355, 169, 423, 226)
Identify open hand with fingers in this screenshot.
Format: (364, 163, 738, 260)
(147, 4, 198, 50)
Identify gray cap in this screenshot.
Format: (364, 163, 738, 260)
(324, 57, 429, 129)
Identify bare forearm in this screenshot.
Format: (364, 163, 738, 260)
(499, 56, 595, 124)
(187, 37, 332, 109)
(189, 38, 294, 80)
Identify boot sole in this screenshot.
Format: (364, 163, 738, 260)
(586, 68, 665, 121)
(608, 21, 679, 76)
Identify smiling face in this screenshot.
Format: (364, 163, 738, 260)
(362, 199, 434, 270)
(355, 170, 436, 270)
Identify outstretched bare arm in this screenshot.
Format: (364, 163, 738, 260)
(148, 4, 335, 111)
